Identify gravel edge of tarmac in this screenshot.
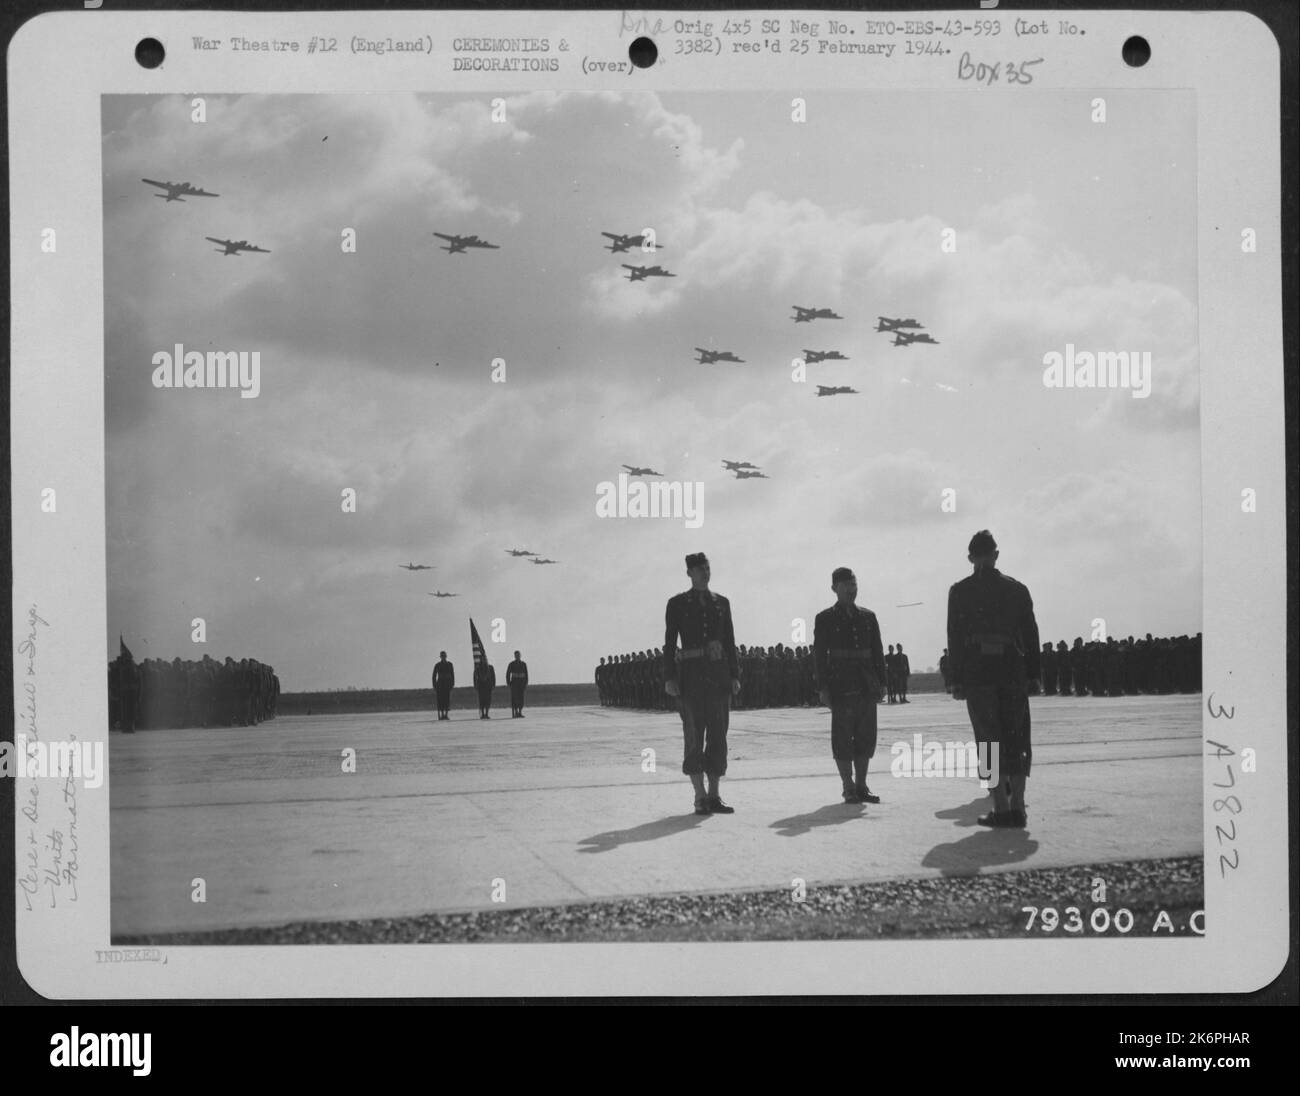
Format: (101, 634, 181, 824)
(118, 856, 1203, 945)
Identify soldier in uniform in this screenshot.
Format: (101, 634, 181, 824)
(939, 649, 951, 694)
(946, 530, 1041, 828)
(885, 644, 898, 703)
(1055, 640, 1071, 695)
(433, 651, 455, 719)
(814, 567, 887, 803)
(663, 552, 741, 816)
(507, 650, 529, 717)
(1069, 638, 1087, 698)
(474, 660, 496, 718)
(1041, 642, 1058, 695)
(896, 643, 911, 703)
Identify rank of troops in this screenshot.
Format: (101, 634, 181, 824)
(595, 640, 914, 709)
(938, 633, 1201, 698)
(107, 648, 280, 732)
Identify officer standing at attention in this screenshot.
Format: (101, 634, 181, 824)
(814, 567, 887, 803)
(947, 530, 1041, 828)
(895, 643, 911, 703)
(432, 651, 455, 720)
(663, 552, 741, 816)
(474, 660, 496, 719)
(885, 644, 899, 703)
(507, 650, 529, 717)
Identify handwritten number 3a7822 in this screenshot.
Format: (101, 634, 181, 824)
(1205, 694, 1239, 877)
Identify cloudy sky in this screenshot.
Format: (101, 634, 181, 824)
(103, 90, 1200, 689)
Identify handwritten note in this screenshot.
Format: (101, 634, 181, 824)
(16, 605, 82, 912)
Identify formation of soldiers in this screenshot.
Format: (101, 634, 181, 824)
(107, 651, 280, 732)
(939, 633, 1201, 697)
(596, 641, 912, 710)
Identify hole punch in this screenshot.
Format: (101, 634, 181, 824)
(1121, 35, 1150, 68)
(135, 38, 165, 69)
(628, 36, 658, 68)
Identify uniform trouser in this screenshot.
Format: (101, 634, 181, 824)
(830, 692, 878, 761)
(678, 688, 730, 777)
(510, 684, 525, 711)
(965, 683, 1031, 777)
(477, 688, 492, 712)
(435, 687, 451, 713)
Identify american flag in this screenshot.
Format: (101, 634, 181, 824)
(469, 618, 487, 669)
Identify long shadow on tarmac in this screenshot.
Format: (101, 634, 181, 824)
(578, 814, 708, 853)
(770, 802, 873, 838)
(925, 797, 1040, 875)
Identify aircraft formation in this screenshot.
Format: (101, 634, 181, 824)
(689, 309, 940, 401)
(143, 178, 271, 257)
(507, 547, 560, 566)
(602, 228, 675, 283)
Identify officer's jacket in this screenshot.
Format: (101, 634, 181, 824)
(663, 589, 739, 690)
(433, 661, 455, 689)
(507, 660, 528, 686)
(946, 568, 1041, 687)
(813, 603, 886, 699)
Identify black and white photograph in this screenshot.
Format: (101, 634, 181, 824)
(100, 85, 1205, 947)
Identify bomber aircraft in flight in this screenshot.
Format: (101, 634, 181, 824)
(142, 178, 219, 202)
(433, 231, 499, 254)
(622, 464, 663, 477)
(205, 237, 270, 256)
(399, 562, 435, 571)
(601, 231, 663, 253)
(802, 349, 848, 363)
(695, 349, 745, 364)
(793, 306, 843, 323)
(622, 264, 675, 281)
(876, 316, 925, 333)
(815, 385, 858, 397)
(892, 330, 940, 347)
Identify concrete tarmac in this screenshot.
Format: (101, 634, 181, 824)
(110, 693, 1201, 937)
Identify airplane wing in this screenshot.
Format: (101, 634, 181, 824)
(245, 245, 270, 253)
(204, 237, 229, 245)
(432, 232, 459, 242)
(187, 187, 219, 197)
(141, 178, 172, 191)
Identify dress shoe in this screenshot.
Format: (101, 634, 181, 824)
(857, 787, 880, 804)
(706, 795, 735, 814)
